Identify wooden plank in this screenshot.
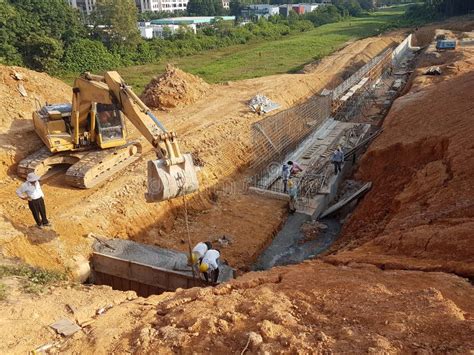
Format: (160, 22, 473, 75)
(121, 277, 131, 291)
(319, 182, 372, 219)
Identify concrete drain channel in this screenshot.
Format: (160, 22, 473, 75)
(251, 35, 419, 270)
(89, 239, 235, 297)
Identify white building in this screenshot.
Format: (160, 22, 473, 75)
(138, 21, 197, 39)
(138, 0, 188, 12)
(68, 0, 96, 15)
(301, 3, 323, 12)
(242, 4, 280, 19)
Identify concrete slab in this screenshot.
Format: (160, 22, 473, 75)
(93, 239, 234, 283)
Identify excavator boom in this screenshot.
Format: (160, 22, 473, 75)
(94, 71, 199, 201)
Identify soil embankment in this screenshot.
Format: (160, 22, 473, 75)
(325, 32, 474, 278)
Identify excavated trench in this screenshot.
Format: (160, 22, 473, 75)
(252, 40, 419, 270)
(86, 37, 419, 294)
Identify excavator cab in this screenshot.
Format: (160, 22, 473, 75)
(95, 104, 127, 148)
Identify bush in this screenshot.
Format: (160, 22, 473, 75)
(24, 34, 64, 72)
(304, 5, 343, 26)
(62, 39, 121, 72)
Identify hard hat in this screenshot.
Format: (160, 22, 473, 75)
(199, 262, 209, 273)
(288, 180, 294, 188)
(26, 172, 40, 182)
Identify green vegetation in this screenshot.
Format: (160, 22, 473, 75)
(187, 0, 225, 16)
(0, 282, 6, 301)
(405, 0, 474, 21)
(0, 264, 66, 296)
(110, 6, 405, 89)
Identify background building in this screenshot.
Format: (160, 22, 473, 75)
(68, 0, 96, 15)
(138, 16, 235, 38)
(137, 0, 188, 12)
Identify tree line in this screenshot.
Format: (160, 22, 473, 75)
(0, 0, 374, 74)
(1, 0, 470, 76)
(405, 0, 474, 20)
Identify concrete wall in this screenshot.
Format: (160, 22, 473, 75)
(392, 34, 420, 66)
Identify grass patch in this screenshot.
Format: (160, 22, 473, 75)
(122, 6, 405, 90)
(58, 6, 407, 91)
(0, 265, 66, 296)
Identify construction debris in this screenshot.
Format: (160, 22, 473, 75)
(12, 71, 24, 81)
(214, 235, 234, 247)
(49, 318, 81, 337)
(96, 304, 113, 315)
(17, 83, 27, 97)
(248, 94, 280, 114)
(424, 66, 442, 75)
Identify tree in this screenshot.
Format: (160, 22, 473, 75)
(187, 0, 225, 15)
(24, 34, 64, 72)
(91, 0, 141, 50)
(0, 1, 22, 64)
(62, 39, 121, 72)
(0, 0, 86, 71)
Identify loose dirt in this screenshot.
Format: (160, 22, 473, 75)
(140, 64, 210, 110)
(43, 262, 474, 354)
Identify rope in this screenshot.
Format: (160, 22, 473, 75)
(182, 193, 196, 281)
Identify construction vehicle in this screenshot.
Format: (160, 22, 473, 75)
(17, 71, 199, 201)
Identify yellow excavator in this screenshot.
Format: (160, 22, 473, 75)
(17, 71, 199, 201)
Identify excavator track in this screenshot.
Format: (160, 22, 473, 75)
(65, 142, 142, 189)
(17, 147, 55, 179)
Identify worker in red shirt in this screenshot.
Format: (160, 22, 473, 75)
(287, 161, 303, 175)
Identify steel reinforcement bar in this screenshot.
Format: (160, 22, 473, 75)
(250, 94, 331, 175)
(332, 47, 393, 101)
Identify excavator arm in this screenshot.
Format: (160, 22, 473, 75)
(76, 71, 199, 201)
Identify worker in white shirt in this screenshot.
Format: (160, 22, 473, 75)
(16, 172, 50, 228)
(199, 249, 220, 283)
(190, 241, 212, 265)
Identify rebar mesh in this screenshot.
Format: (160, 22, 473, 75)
(250, 94, 331, 175)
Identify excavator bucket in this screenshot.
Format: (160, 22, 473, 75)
(146, 153, 199, 202)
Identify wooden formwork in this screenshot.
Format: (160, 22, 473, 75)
(92, 252, 213, 297)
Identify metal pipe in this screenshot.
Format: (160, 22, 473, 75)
(74, 111, 80, 145)
(122, 85, 168, 132)
(90, 102, 97, 142)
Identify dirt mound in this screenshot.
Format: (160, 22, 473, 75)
(59, 262, 474, 353)
(0, 65, 70, 131)
(0, 65, 71, 178)
(140, 64, 209, 110)
(326, 42, 474, 277)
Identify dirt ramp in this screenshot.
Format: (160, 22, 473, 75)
(141, 64, 209, 110)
